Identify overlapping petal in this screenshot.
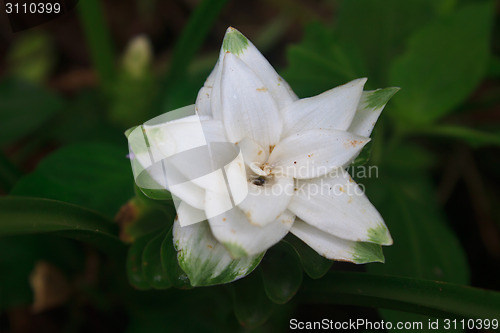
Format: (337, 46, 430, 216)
(288, 168, 392, 245)
(282, 78, 366, 136)
(173, 218, 263, 286)
(290, 219, 384, 263)
(207, 203, 295, 258)
(268, 129, 370, 179)
(220, 27, 298, 110)
(195, 63, 219, 118)
(220, 53, 283, 148)
(237, 175, 294, 227)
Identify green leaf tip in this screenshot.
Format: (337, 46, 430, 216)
(367, 223, 393, 245)
(352, 242, 385, 264)
(364, 87, 400, 110)
(222, 27, 249, 55)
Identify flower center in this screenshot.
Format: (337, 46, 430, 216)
(251, 175, 267, 186)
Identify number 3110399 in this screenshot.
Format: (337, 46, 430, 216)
(5, 2, 61, 14)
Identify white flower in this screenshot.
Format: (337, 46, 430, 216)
(127, 27, 398, 286)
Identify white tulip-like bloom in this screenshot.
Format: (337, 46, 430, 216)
(128, 27, 398, 286)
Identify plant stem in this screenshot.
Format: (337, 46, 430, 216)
(163, 0, 228, 90)
(157, 0, 228, 114)
(77, 0, 116, 91)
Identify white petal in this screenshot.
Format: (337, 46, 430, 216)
(176, 201, 206, 227)
(282, 78, 367, 137)
(165, 142, 243, 197)
(220, 27, 297, 110)
(237, 175, 294, 226)
(199, 119, 227, 143)
(221, 53, 283, 148)
(195, 86, 213, 118)
(143, 114, 207, 158)
(169, 172, 206, 210)
(127, 125, 166, 190)
(223, 150, 249, 206)
(210, 62, 223, 120)
(205, 189, 234, 219)
(288, 169, 392, 245)
(195, 61, 220, 118)
(348, 87, 399, 137)
(237, 137, 268, 167)
(268, 129, 370, 179)
(173, 219, 263, 286)
(208, 207, 295, 258)
(290, 219, 384, 263)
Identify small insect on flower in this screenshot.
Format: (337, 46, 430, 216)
(127, 27, 399, 286)
(252, 176, 266, 186)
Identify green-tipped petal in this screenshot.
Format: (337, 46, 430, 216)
(349, 87, 400, 137)
(215, 27, 298, 111)
(364, 87, 400, 110)
(173, 218, 263, 287)
(206, 193, 295, 258)
(290, 219, 386, 264)
(352, 242, 385, 264)
(223, 242, 248, 259)
(288, 169, 392, 245)
(367, 223, 393, 246)
(222, 27, 249, 55)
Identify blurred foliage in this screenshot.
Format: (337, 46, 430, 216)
(10, 143, 133, 218)
(6, 31, 55, 82)
(0, 78, 64, 145)
(1, 0, 500, 331)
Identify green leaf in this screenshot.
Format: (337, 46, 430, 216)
(335, 0, 437, 85)
(260, 242, 302, 304)
(301, 271, 500, 319)
(121, 199, 174, 243)
(160, 227, 191, 289)
(350, 140, 372, 167)
(283, 23, 367, 97)
(284, 233, 332, 279)
(0, 150, 21, 192)
(11, 143, 134, 219)
(6, 31, 55, 82)
(161, 0, 228, 109)
(173, 220, 264, 287)
(366, 169, 468, 282)
(141, 229, 172, 289)
(0, 196, 122, 253)
(389, 2, 495, 124)
(414, 124, 500, 147)
(164, 0, 227, 82)
(127, 233, 154, 290)
(125, 286, 237, 333)
(77, 0, 116, 90)
(364, 143, 469, 329)
(230, 270, 275, 329)
(0, 235, 83, 311)
(0, 78, 64, 145)
(50, 91, 124, 145)
(109, 37, 157, 127)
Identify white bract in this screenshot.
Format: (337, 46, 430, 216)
(128, 27, 398, 286)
